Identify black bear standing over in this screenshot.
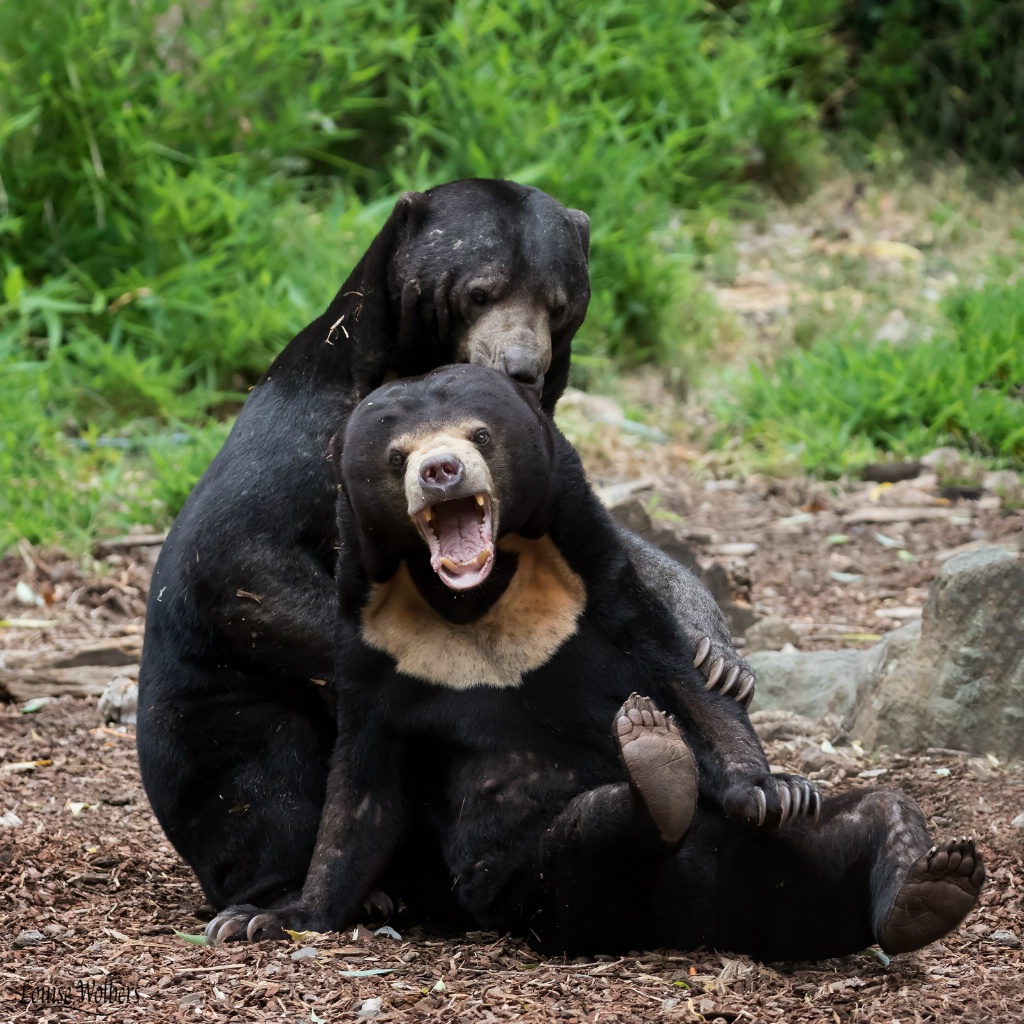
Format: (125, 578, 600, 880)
(137, 180, 752, 912)
(206, 366, 985, 960)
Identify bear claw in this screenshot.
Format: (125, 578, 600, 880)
(205, 902, 314, 944)
(694, 636, 756, 706)
(206, 904, 267, 945)
(693, 637, 712, 668)
(727, 773, 821, 828)
(616, 693, 698, 845)
(363, 890, 394, 924)
(879, 836, 985, 954)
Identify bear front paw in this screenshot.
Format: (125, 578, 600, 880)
(205, 903, 318, 944)
(723, 773, 821, 828)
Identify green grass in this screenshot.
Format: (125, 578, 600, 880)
(716, 280, 1024, 477)
(0, 0, 847, 551)
(1, 0, 1022, 551)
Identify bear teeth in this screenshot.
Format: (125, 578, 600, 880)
(414, 493, 495, 590)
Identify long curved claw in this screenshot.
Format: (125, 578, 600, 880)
(206, 910, 252, 945)
(737, 673, 756, 706)
(704, 657, 725, 690)
(246, 913, 285, 942)
(693, 636, 712, 669)
(790, 781, 804, 821)
(803, 782, 818, 825)
(363, 890, 394, 921)
(777, 782, 792, 827)
(754, 787, 767, 827)
(719, 665, 741, 697)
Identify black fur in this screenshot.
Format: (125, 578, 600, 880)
(136, 180, 753, 916)
(136, 180, 591, 908)
(202, 367, 966, 960)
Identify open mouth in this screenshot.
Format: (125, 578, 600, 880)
(414, 494, 495, 590)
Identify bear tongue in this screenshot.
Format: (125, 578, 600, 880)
(428, 496, 494, 590)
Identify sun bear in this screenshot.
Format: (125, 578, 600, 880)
(137, 181, 754, 915)
(204, 366, 985, 960)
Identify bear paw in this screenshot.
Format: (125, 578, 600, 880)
(879, 836, 986, 954)
(615, 693, 698, 844)
(723, 772, 821, 828)
(205, 904, 294, 944)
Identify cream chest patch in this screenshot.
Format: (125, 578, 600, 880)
(360, 535, 586, 689)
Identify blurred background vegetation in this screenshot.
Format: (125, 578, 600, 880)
(1, 0, 1022, 551)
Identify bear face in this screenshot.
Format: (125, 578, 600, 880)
(337, 365, 589, 690)
(388, 181, 591, 404)
(340, 365, 557, 591)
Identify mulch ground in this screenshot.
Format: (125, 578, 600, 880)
(1, 471, 1023, 1022)
(1, 696, 1022, 1023)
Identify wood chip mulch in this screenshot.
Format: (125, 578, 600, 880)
(2, 698, 1021, 1023)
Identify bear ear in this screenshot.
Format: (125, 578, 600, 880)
(367, 190, 429, 284)
(567, 208, 590, 263)
(393, 190, 429, 234)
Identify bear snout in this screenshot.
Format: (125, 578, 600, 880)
(420, 452, 465, 496)
(502, 345, 544, 393)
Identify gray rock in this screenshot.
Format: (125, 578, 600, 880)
(747, 646, 880, 719)
(98, 673, 138, 726)
(749, 709, 829, 742)
(13, 929, 46, 948)
(744, 546, 1023, 756)
(987, 929, 1022, 949)
(848, 546, 1024, 757)
(744, 616, 800, 653)
(984, 470, 1023, 505)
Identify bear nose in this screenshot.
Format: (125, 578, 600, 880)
(419, 452, 465, 495)
(502, 347, 543, 394)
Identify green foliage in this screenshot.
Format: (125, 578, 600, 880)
(842, 0, 1024, 171)
(0, 0, 845, 550)
(717, 281, 1024, 477)
(0, 353, 232, 551)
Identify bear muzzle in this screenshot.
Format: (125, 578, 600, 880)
(404, 437, 499, 591)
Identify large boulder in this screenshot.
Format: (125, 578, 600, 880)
(747, 646, 878, 720)
(848, 546, 1024, 757)
(746, 546, 1024, 757)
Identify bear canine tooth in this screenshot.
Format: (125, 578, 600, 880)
(475, 494, 485, 507)
(423, 507, 433, 523)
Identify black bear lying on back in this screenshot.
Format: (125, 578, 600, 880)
(207, 366, 985, 960)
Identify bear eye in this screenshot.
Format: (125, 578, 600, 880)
(551, 302, 567, 320)
(388, 450, 406, 468)
(469, 288, 489, 307)
(472, 428, 490, 446)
